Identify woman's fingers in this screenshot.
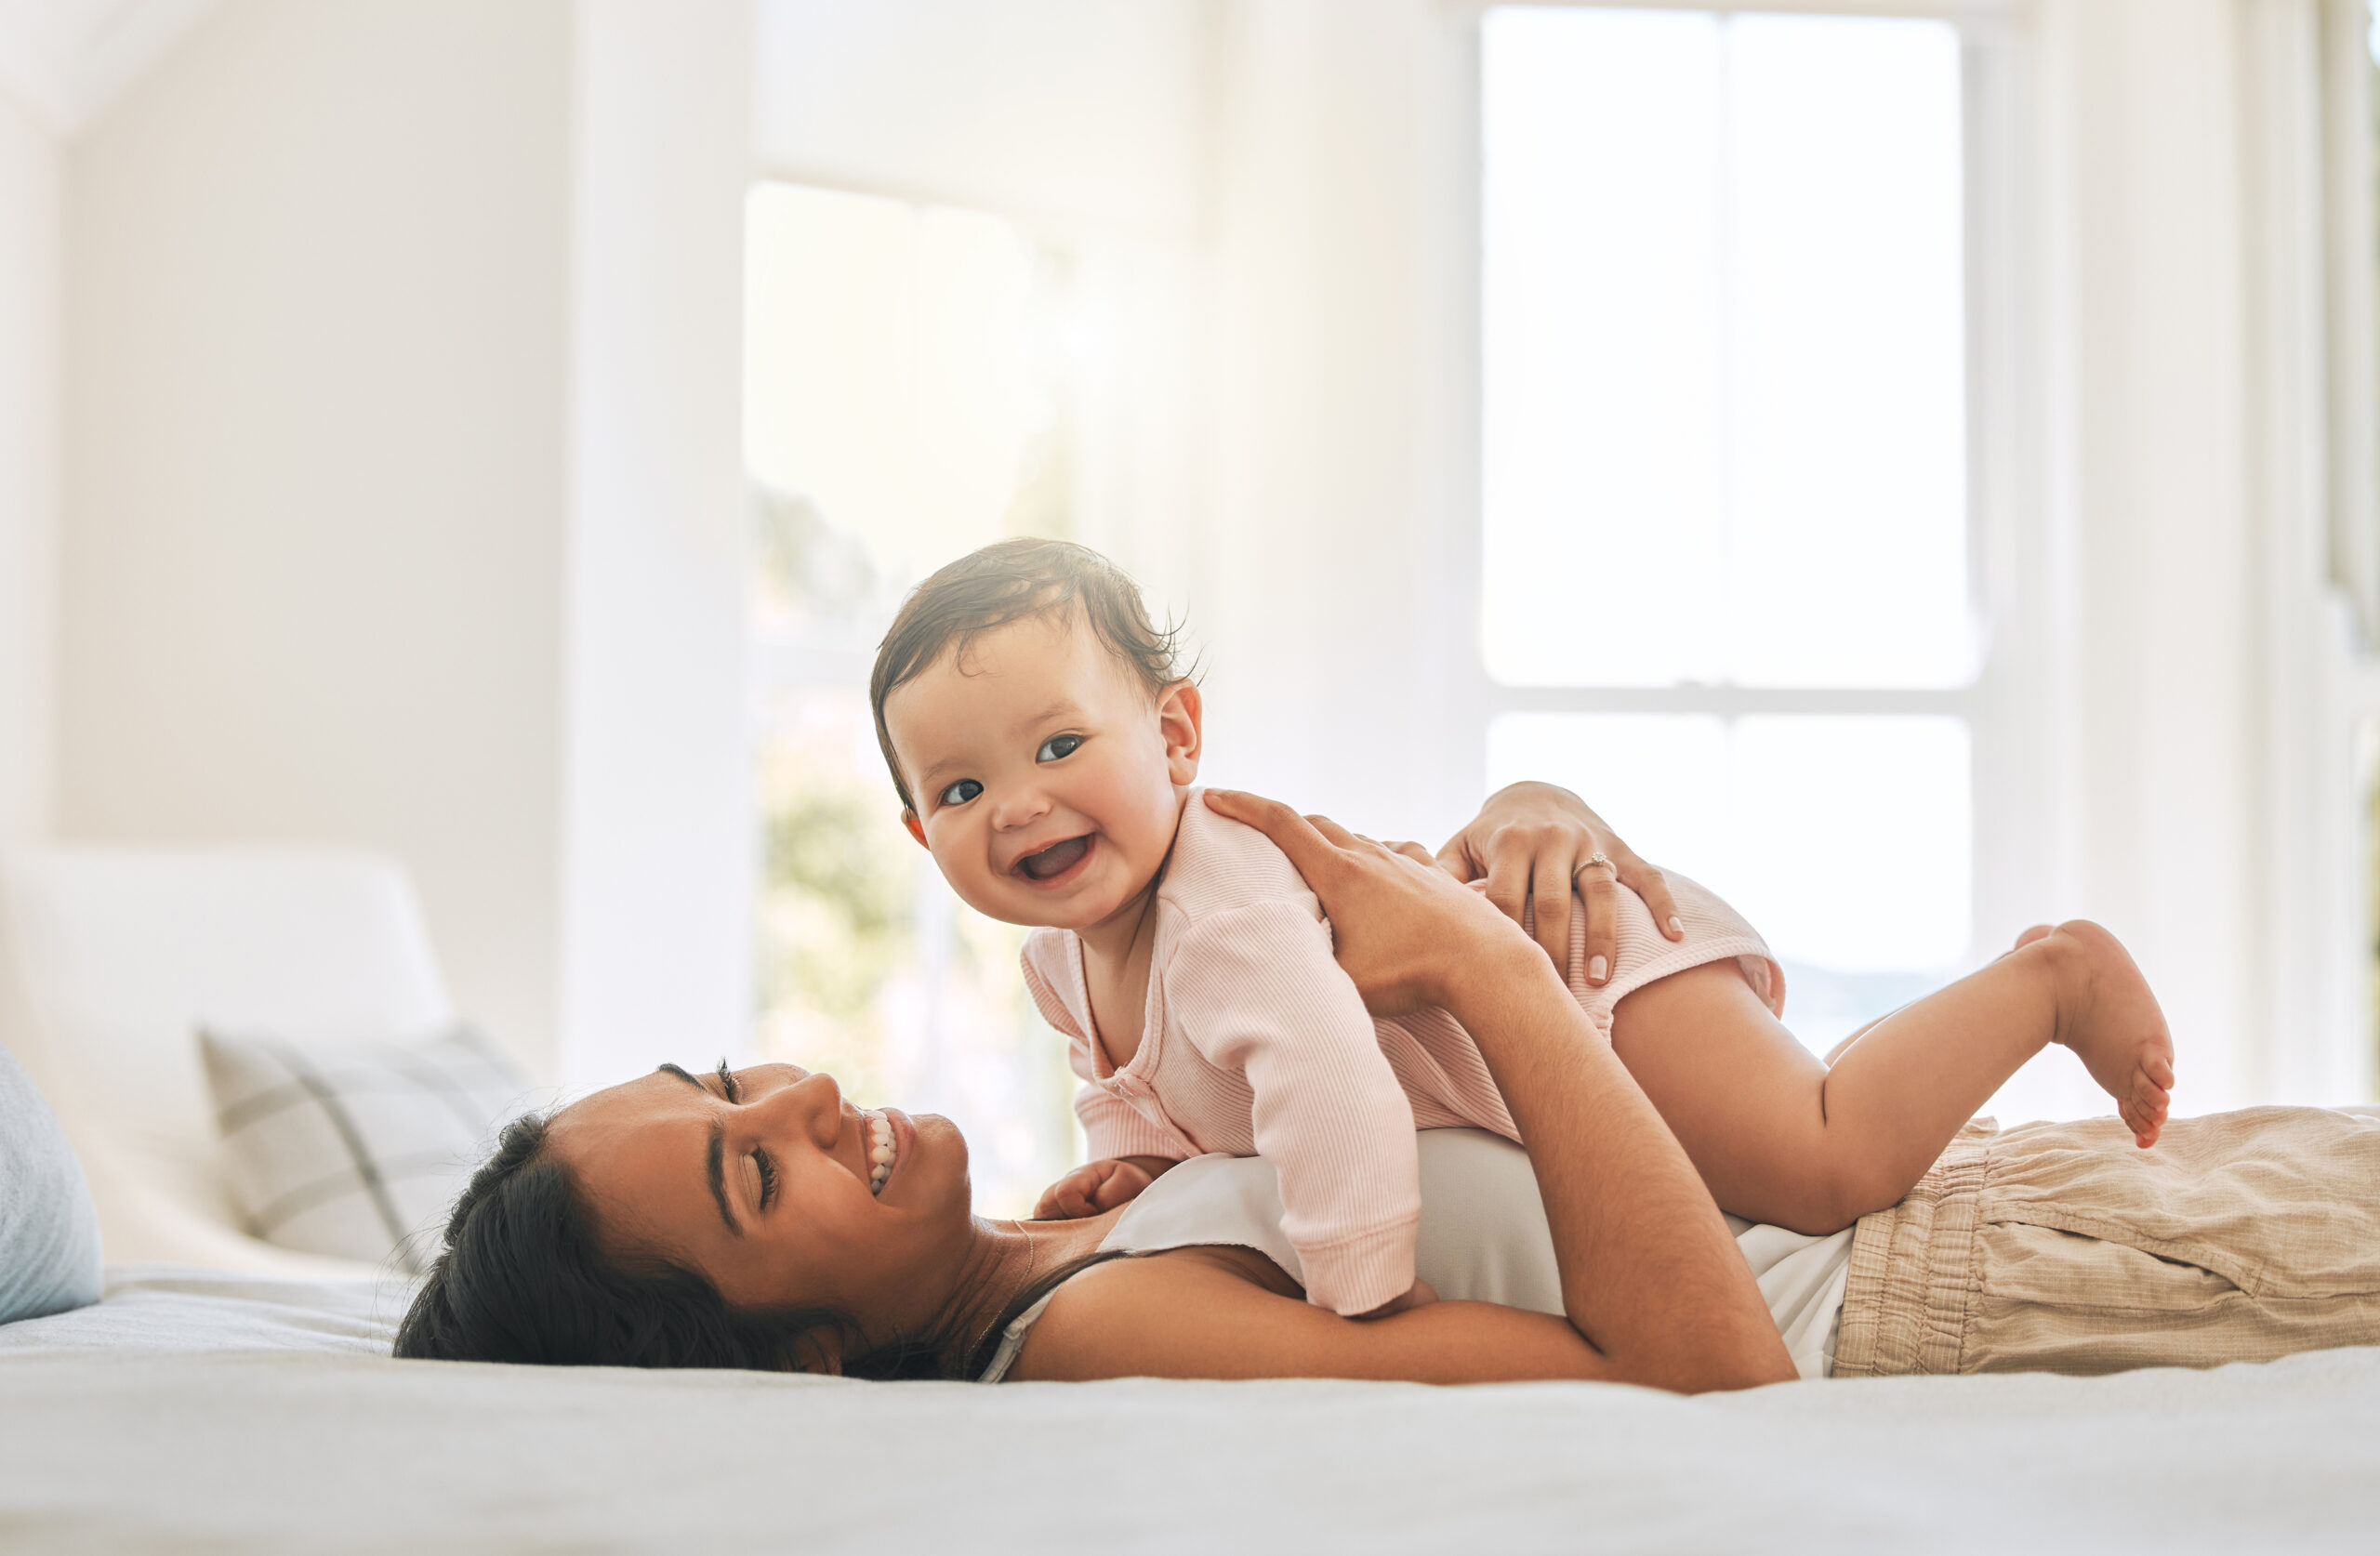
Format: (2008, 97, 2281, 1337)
(1476, 841, 1535, 942)
(1203, 790, 1341, 874)
(1574, 857, 1619, 984)
(1387, 840, 1435, 866)
(1613, 848, 1683, 942)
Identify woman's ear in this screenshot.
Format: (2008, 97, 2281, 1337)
(787, 1330, 846, 1376)
(1157, 680, 1203, 785)
(902, 811, 929, 849)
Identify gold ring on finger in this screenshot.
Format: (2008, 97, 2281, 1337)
(1571, 852, 1617, 884)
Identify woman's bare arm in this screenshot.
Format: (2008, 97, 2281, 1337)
(1015, 1247, 1641, 1385)
(1195, 790, 1795, 1392)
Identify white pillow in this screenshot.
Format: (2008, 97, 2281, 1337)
(199, 1026, 532, 1273)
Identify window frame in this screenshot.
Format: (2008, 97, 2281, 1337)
(1436, 0, 2048, 973)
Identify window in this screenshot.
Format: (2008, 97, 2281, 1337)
(744, 182, 1081, 1216)
(1479, 6, 1980, 1053)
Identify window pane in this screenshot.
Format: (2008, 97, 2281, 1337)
(1481, 8, 1972, 689)
(1487, 713, 1971, 1049)
(1726, 18, 1968, 686)
(1726, 715, 1971, 969)
(1481, 8, 1725, 687)
(1485, 711, 1733, 885)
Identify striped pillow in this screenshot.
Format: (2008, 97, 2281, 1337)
(199, 1026, 533, 1274)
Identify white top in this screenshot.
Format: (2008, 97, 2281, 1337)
(979, 1127, 1851, 1383)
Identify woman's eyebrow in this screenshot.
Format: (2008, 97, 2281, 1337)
(706, 1121, 740, 1238)
(654, 1064, 741, 1236)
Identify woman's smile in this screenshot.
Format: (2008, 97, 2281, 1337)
(866, 1108, 917, 1197)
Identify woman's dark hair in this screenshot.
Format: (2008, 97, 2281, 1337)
(868, 538, 1192, 814)
(395, 1113, 1105, 1379)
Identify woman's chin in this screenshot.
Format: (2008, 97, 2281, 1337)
(903, 1113, 973, 1207)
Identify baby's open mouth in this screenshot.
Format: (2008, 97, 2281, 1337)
(1017, 836, 1091, 881)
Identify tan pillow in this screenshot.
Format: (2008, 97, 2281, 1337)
(199, 1026, 532, 1273)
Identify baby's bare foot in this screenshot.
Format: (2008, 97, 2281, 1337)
(2040, 920, 2174, 1147)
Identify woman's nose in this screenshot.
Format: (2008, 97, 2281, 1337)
(753, 1068, 843, 1147)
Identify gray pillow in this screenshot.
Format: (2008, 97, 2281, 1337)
(199, 1025, 532, 1274)
(0, 1043, 104, 1323)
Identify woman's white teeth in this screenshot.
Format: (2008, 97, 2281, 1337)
(866, 1112, 895, 1194)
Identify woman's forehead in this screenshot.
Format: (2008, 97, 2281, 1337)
(549, 1070, 703, 1158)
(546, 1074, 719, 1249)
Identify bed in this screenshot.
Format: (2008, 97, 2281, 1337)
(3, 1266, 2376, 1553)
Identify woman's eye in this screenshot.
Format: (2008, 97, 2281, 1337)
(939, 778, 983, 806)
(1036, 733, 1083, 763)
(754, 1149, 779, 1212)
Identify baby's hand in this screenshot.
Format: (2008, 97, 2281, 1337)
(1033, 1156, 1164, 1220)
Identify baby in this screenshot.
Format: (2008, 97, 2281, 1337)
(872, 539, 2175, 1317)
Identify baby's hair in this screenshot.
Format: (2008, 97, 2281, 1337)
(869, 538, 1190, 814)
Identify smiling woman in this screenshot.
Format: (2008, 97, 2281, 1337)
(390, 1062, 1114, 1379)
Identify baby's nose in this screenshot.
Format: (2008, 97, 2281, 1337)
(991, 789, 1051, 828)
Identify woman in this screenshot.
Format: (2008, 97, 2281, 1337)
(396, 787, 2380, 1389)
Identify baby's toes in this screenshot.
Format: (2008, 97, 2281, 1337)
(2146, 1051, 2175, 1090)
(2129, 1089, 2165, 1147)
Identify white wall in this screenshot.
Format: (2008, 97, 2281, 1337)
(2029, 0, 2262, 1113)
(2023, 0, 2374, 1111)
(59, 0, 574, 1075)
(0, 78, 54, 845)
(1192, 0, 1473, 845)
(560, 0, 753, 1091)
(54, 0, 759, 1088)
(752, 0, 1210, 238)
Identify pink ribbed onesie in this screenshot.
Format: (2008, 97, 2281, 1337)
(1020, 791, 1783, 1315)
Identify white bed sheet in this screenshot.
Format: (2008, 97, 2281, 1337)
(2, 1269, 2375, 1554)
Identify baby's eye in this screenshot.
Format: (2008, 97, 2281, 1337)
(939, 778, 984, 806)
(1036, 733, 1083, 763)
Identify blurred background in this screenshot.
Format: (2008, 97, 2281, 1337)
(1, 0, 2376, 1216)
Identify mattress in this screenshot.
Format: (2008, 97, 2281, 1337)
(2, 1267, 2376, 1554)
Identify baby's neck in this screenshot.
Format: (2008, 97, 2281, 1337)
(1070, 788, 1189, 971)
(1075, 863, 1164, 972)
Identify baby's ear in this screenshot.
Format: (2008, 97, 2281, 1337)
(901, 811, 929, 849)
(1158, 679, 1203, 784)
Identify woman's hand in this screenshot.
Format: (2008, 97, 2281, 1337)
(1202, 790, 1535, 1019)
(1436, 782, 1683, 983)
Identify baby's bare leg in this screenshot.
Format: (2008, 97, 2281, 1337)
(1608, 922, 2174, 1235)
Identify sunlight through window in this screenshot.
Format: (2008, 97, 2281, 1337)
(1481, 7, 1977, 1048)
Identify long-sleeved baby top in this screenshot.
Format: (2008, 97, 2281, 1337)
(1020, 791, 1781, 1315)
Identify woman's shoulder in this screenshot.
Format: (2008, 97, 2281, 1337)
(1158, 792, 1321, 923)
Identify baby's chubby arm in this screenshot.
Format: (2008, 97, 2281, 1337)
(1167, 900, 1426, 1317)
